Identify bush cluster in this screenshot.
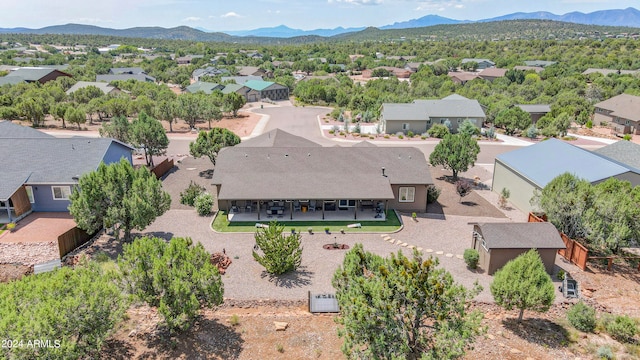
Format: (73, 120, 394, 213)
(427, 186, 441, 204)
(567, 301, 596, 333)
(605, 315, 638, 343)
(463, 249, 479, 269)
(427, 124, 450, 138)
(180, 181, 206, 206)
(195, 193, 214, 216)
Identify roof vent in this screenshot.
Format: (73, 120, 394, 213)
(382, 167, 386, 177)
(285, 154, 289, 157)
(307, 153, 311, 157)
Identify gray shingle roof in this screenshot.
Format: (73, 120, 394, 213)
(0, 121, 54, 139)
(185, 81, 223, 94)
(220, 75, 262, 85)
(96, 74, 156, 83)
(220, 83, 248, 95)
(237, 129, 322, 148)
(212, 131, 432, 200)
(4, 68, 58, 81)
(594, 94, 640, 122)
(66, 81, 118, 95)
(496, 138, 632, 188)
(383, 95, 485, 121)
(516, 104, 551, 113)
(109, 67, 145, 75)
(0, 76, 26, 85)
(593, 141, 640, 173)
(0, 170, 32, 201)
(477, 222, 565, 249)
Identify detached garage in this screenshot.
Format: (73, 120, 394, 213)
(492, 138, 640, 213)
(471, 222, 565, 275)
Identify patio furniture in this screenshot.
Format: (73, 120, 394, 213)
(294, 200, 301, 212)
(309, 200, 316, 212)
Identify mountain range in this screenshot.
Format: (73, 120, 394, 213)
(217, 7, 640, 38)
(0, 7, 638, 42)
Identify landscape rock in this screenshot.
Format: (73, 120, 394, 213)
(274, 321, 288, 331)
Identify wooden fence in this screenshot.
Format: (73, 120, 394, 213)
(57, 227, 94, 258)
(151, 158, 174, 179)
(528, 212, 588, 270)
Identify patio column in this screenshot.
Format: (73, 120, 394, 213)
(384, 200, 388, 216)
(354, 202, 357, 220)
(257, 201, 260, 220)
(290, 201, 293, 220)
(5, 202, 11, 223)
(322, 201, 325, 220)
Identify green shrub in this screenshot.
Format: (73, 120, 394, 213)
(384, 135, 390, 139)
(194, 193, 214, 216)
(486, 126, 496, 139)
(556, 269, 565, 281)
(601, 121, 608, 127)
(180, 181, 206, 206)
(427, 186, 441, 204)
(597, 346, 614, 359)
(94, 251, 110, 263)
(623, 134, 632, 141)
(606, 315, 638, 343)
(567, 301, 596, 333)
(463, 249, 479, 269)
(398, 134, 404, 139)
(421, 135, 427, 140)
(407, 130, 414, 138)
(586, 119, 593, 129)
(328, 130, 335, 134)
(427, 124, 450, 138)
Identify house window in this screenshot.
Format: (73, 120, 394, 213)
(25, 186, 35, 203)
(52, 186, 71, 200)
(625, 120, 631, 126)
(481, 239, 488, 251)
(399, 187, 415, 203)
(426, 119, 432, 125)
(402, 123, 410, 131)
(339, 200, 356, 208)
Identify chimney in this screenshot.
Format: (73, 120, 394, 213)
(382, 167, 386, 177)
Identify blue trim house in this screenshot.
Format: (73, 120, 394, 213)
(0, 121, 133, 222)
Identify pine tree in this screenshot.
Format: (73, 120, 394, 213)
(490, 249, 555, 322)
(253, 221, 303, 275)
(429, 133, 480, 180)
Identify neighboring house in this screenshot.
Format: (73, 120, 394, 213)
(0, 121, 133, 223)
(109, 67, 145, 75)
(513, 65, 545, 73)
(582, 68, 639, 76)
(478, 68, 508, 81)
(66, 81, 121, 96)
(237, 66, 269, 77)
(461, 58, 495, 70)
(211, 129, 433, 221)
(362, 66, 412, 79)
(471, 222, 565, 275)
(243, 80, 289, 101)
(97, 74, 156, 83)
(0, 67, 72, 85)
(221, 75, 263, 85)
(593, 94, 640, 135)
(272, 61, 293, 68)
(447, 71, 480, 85)
(515, 104, 551, 124)
(523, 60, 557, 68)
(380, 94, 485, 134)
(176, 54, 204, 65)
(220, 83, 251, 98)
(192, 67, 230, 82)
(184, 81, 224, 94)
(492, 138, 640, 213)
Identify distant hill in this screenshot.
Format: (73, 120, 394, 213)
(481, 7, 640, 27)
(380, 15, 465, 29)
(225, 25, 365, 38)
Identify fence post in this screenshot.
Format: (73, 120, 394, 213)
(607, 257, 613, 271)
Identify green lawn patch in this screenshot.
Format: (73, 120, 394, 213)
(212, 210, 402, 233)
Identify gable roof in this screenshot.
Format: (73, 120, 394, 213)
(243, 80, 276, 91)
(593, 141, 640, 173)
(496, 138, 633, 188)
(3, 67, 65, 82)
(109, 67, 145, 75)
(221, 75, 263, 85)
(381, 103, 428, 121)
(383, 94, 485, 121)
(523, 60, 557, 67)
(0, 121, 54, 139)
(212, 130, 432, 201)
(476, 222, 565, 249)
(516, 104, 551, 114)
(237, 129, 322, 148)
(185, 81, 223, 94)
(0, 76, 27, 86)
(353, 140, 378, 148)
(97, 74, 156, 83)
(479, 68, 508, 78)
(221, 83, 247, 94)
(66, 81, 118, 95)
(461, 58, 495, 65)
(594, 94, 640, 122)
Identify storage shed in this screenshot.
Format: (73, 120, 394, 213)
(471, 222, 565, 275)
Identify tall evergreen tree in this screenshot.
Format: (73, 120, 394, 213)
(429, 133, 480, 180)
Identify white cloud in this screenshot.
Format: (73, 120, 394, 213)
(267, 9, 281, 14)
(329, 0, 383, 5)
(415, 0, 465, 11)
(221, 12, 244, 18)
(182, 16, 202, 22)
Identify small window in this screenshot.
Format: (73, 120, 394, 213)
(625, 120, 631, 126)
(52, 186, 71, 200)
(25, 186, 35, 203)
(402, 123, 410, 130)
(481, 239, 488, 251)
(426, 119, 432, 125)
(458, 119, 463, 124)
(339, 200, 356, 207)
(399, 187, 415, 203)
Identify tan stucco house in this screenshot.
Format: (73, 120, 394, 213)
(593, 93, 640, 135)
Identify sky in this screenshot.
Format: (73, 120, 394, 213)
(0, 0, 638, 31)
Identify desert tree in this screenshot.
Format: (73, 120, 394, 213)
(189, 127, 241, 166)
(333, 244, 483, 359)
(429, 133, 480, 181)
(536, 172, 592, 239)
(69, 159, 171, 241)
(129, 111, 169, 167)
(65, 105, 87, 130)
(99, 115, 130, 143)
(494, 107, 532, 136)
(490, 249, 555, 322)
(223, 92, 246, 117)
(253, 221, 303, 275)
(118, 236, 224, 332)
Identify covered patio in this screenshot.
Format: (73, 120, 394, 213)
(226, 199, 388, 222)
